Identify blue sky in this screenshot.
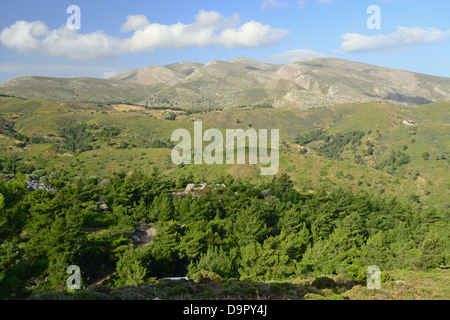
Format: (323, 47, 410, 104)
(0, 0, 449, 83)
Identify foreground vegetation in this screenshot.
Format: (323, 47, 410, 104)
(25, 268, 450, 300)
(1, 170, 448, 299)
(0, 96, 448, 300)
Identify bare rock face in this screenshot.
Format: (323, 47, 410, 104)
(26, 179, 57, 192)
(1, 58, 449, 109)
(111, 65, 186, 87)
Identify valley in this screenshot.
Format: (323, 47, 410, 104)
(1, 96, 448, 206)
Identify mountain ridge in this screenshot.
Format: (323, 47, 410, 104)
(1, 57, 449, 109)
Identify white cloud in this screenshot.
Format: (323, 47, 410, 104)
(341, 26, 450, 53)
(123, 10, 287, 51)
(219, 21, 289, 48)
(0, 21, 49, 53)
(120, 15, 150, 32)
(0, 21, 122, 60)
(268, 49, 327, 63)
(0, 11, 289, 61)
(195, 10, 240, 28)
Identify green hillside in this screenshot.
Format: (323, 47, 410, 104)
(1, 97, 448, 206)
(1, 96, 449, 300)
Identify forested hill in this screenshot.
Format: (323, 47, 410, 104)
(1, 171, 448, 298)
(0, 95, 449, 300)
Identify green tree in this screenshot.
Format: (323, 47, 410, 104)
(187, 246, 239, 279)
(238, 239, 295, 281)
(115, 246, 147, 287)
(234, 202, 268, 245)
(278, 223, 311, 260)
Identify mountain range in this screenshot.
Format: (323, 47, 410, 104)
(1, 58, 450, 109)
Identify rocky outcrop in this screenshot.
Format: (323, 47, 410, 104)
(26, 179, 57, 192)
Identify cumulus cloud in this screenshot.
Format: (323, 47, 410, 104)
(195, 10, 240, 28)
(219, 21, 289, 48)
(0, 21, 122, 60)
(341, 26, 450, 53)
(0, 10, 289, 61)
(121, 10, 245, 52)
(0, 21, 49, 53)
(120, 15, 150, 32)
(268, 49, 327, 63)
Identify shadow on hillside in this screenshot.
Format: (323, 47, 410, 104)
(28, 276, 360, 301)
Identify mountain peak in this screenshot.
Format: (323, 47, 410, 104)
(1, 57, 449, 108)
(229, 57, 258, 63)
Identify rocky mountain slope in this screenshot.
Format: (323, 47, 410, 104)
(1, 58, 449, 109)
